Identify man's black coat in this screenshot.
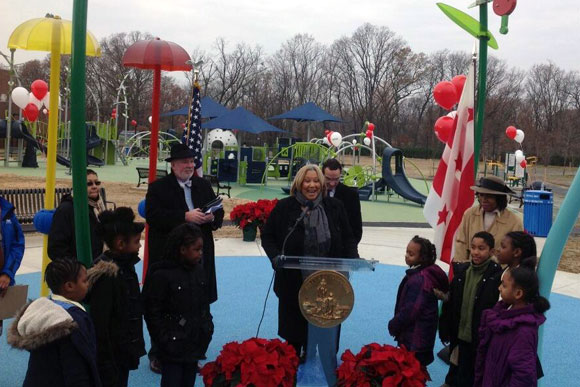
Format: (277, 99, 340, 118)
(333, 183, 363, 244)
(145, 173, 224, 303)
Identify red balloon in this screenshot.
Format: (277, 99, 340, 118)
(433, 81, 458, 110)
(368, 123, 375, 131)
(505, 126, 517, 139)
(130, 119, 137, 126)
(112, 108, 117, 113)
(451, 75, 467, 98)
(181, 123, 186, 129)
(434, 116, 455, 143)
(366, 129, 373, 138)
(324, 130, 330, 135)
(30, 80, 48, 100)
(520, 160, 527, 169)
(23, 103, 39, 122)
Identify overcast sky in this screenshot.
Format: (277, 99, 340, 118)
(1, 0, 578, 85)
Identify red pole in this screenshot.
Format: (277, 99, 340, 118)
(143, 66, 162, 279)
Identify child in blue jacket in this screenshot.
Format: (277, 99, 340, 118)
(0, 195, 25, 336)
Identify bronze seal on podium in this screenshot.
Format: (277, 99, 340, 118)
(298, 270, 354, 328)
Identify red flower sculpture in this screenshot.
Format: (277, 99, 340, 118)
(230, 199, 278, 231)
(336, 343, 430, 386)
(200, 337, 299, 387)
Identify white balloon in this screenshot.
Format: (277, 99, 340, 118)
(447, 110, 457, 119)
(148, 116, 152, 124)
(515, 150, 523, 158)
(29, 94, 43, 109)
(330, 132, 342, 147)
(42, 108, 48, 114)
(363, 137, 371, 146)
(352, 139, 357, 145)
(42, 92, 50, 107)
(11, 87, 29, 109)
(515, 129, 525, 144)
(322, 137, 330, 146)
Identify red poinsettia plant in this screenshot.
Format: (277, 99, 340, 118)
(230, 199, 278, 231)
(336, 343, 430, 387)
(200, 337, 299, 387)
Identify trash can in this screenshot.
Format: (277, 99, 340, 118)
(523, 190, 553, 237)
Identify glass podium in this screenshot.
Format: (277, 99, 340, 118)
(276, 256, 378, 387)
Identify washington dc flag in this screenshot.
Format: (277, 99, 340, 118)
(423, 62, 476, 264)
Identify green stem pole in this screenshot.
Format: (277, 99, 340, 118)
(474, 3, 488, 178)
(70, 0, 92, 268)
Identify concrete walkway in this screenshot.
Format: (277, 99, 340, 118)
(18, 227, 580, 299)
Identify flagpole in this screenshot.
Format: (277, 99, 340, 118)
(474, 2, 489, 179)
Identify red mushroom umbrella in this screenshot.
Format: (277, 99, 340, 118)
(122, 38, 191, 277)
(122, 37, 191, 182)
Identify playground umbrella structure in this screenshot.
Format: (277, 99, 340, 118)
(122, 37, 192, 278)
(8, 13, 101, 295)
(269, 101, 342, 141)
(202, 106, 287, 178)
(160, 96, 230, 119)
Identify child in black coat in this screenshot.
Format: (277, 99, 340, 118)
(144, 223, 214, 387)
(8, 259, 101, 387)
(87, 207, 146, 387)
(439, 231, 502, 387)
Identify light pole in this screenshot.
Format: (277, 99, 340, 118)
(1, 49, 21, 167)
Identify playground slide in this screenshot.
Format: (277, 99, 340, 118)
(382, 147, 427, 206)
(19, 129, 72, 168)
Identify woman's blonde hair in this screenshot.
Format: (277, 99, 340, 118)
(290, 164, 327, 197)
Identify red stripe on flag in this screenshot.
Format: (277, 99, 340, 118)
(432, 160, 448, 196)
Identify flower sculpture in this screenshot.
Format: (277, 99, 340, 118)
(336, 343, 430, 386)
(200, 337, 298, 387)
(229, 199, 278, 231)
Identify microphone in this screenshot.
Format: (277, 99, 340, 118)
(276, 201, 314, 269)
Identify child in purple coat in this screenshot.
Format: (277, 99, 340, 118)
(388, 235, 449, 366)
(474, 259, 550, 387)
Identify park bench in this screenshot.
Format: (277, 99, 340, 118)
(136, 167, 168, 187)
(204, 174, 232, 198)
(0, 187, 115, 232)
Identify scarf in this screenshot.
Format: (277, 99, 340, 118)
(458, 259, 491, 343)
(88, 197, 106, 220)
(295, 192, 331, 257)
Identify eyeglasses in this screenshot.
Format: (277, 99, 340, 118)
(87, 181, 101, 187)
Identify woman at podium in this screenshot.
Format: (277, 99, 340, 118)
(262, 164, 358, 385)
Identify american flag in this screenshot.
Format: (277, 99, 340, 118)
(182, 81, 204, 177)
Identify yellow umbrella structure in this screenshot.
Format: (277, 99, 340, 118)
(8, 14, 100, 296)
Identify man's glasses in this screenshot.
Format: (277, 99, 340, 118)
(87, 181, 101, 187)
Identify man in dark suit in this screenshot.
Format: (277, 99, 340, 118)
(145, 143, 224, 372)
(322, 159, 362, 244)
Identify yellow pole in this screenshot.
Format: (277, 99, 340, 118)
(40, 18, 62, 296)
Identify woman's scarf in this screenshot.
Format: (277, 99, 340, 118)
(88, 197, 106, 220)
(295, 191, 331, 257)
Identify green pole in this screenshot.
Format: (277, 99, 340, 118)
(474, 3, 488, 178)
(70, 0, 92, 267)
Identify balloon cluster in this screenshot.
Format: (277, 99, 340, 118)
(11, 80, 51, 122)
(432, 75, 466, 144)
(505, 125, 527, 168)
(323, 130, 343, 147)
(359, 121, 375, 146)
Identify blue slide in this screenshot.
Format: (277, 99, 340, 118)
(381, 147, 427, 205)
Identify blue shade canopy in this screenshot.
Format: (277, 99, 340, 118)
(161, 96, 230, 119)
(269, 101, 342, 122)
(202, 107, 287, 134)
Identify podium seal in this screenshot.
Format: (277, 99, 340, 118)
(298, 270, 354, 328)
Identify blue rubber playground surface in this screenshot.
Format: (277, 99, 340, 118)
(1, 257, 578, 386)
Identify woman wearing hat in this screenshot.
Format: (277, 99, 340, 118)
(453, 176, 523, 263)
